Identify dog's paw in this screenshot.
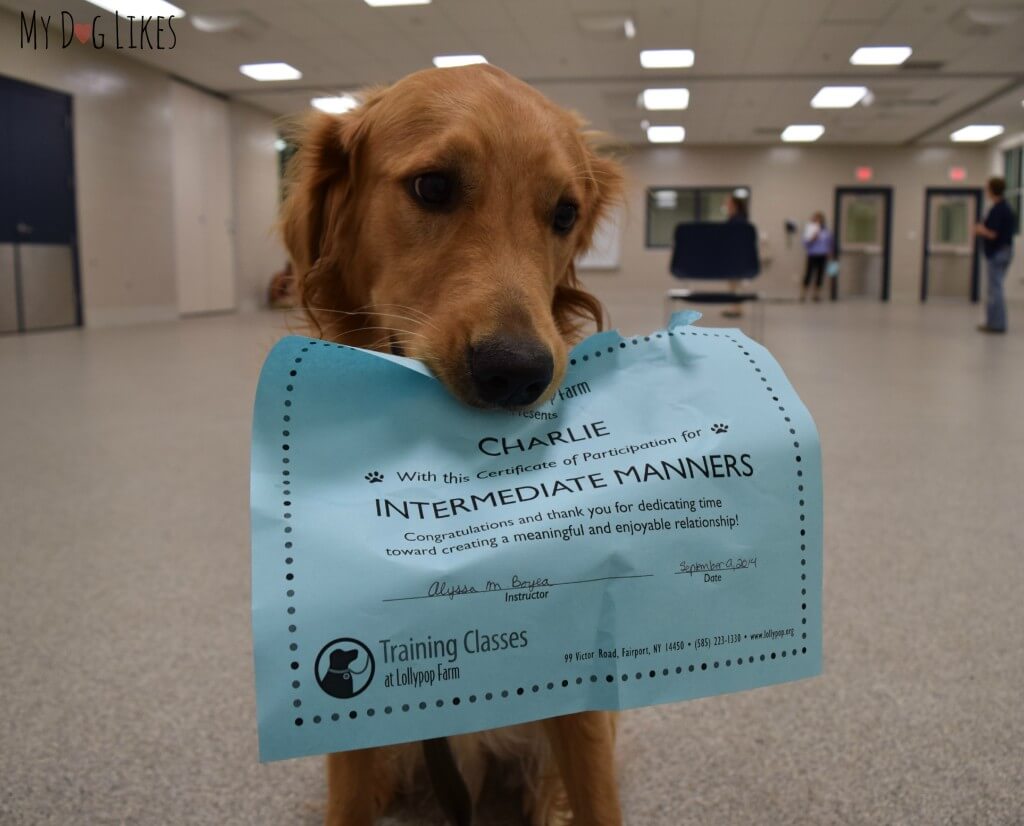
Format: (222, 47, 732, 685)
(711, 423, 728, 434)
(365, 471, 384, 483)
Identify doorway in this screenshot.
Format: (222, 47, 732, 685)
(920, 188, 982, 303)
(832, 187, 893, 302)
(0, 75, 80, 334)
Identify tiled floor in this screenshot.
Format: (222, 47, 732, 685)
(1, 298, 1021, 824)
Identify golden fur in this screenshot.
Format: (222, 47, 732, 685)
(280, 64, 624, 825)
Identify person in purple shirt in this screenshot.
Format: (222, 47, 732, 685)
(800, 212, 833, 303)
(973, 176, 1017, 333)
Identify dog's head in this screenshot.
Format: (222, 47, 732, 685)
(281, 64, 623, 409)
(328, 648, 360, 671)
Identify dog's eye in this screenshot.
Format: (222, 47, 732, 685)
(411, 173, 455, 208)
(552, 201, 578, 235)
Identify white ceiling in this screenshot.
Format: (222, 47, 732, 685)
(19, 0, 1024, 144)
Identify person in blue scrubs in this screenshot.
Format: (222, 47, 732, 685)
(974, 177, 1017, 334)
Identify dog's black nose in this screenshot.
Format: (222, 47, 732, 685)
(469, 336, 554, 407)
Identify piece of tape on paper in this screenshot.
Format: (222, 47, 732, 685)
(251, 312, 822, 762)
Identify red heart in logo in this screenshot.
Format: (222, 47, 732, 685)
(74, 22, 92, 44)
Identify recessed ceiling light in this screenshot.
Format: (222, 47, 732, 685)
(190, 12, 262, 33)
(578, 12, 635, 39)
(239, 62, 302, 81)
(950, 124, 1004, 142)
(365, 0, 430, 5)
(652, 189, 679, 207)
(312, 95, 359, 114)
(849, 46, 912, 66)
(641, 88, 690, 110)
(811, 86, 869, 108)
(84, 0, 185, 15)
(963, 7, 1022, 25)
(781, 124, 824, 142)
(432, 54, 487, 68)
(640, 49, 695, 69)
(647, 125, 686, 143)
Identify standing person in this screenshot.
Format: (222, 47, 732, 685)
(974, 176, 1017, 334)
(722, 194, 749, 319)
(726, 193, 748, 224)
(800, 212, 833, 302)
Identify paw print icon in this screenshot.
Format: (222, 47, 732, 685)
(365, 471, 384, 483)
(711, 423, 729, 434)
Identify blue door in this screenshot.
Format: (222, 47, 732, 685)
(0, 74, 80, 333)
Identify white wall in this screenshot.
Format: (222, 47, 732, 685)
(583, 144, 991, 322)
(229, 102, 288, 313)
(170, 81, 235, 315)
(0, 9, 284, 327)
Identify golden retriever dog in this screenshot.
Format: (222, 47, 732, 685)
(280, 64, 624, 826)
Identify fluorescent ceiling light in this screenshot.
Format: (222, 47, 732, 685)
(849, 46, 912, 65)
(647, 125, 685, 143)
(190, 12, 256, 33)
(239, 62, 302, 81)
(640, 49, 695, 69)
(364, 0, 430, 5)
(652, 190, 679, 207)
(811, 85, 869, 108)
(781, 124, 824, 142)
(312, 95, 358, 114)
(84, 0, 185, 15)
(950, 124, 1004, 142)
(433, 54, 487, 68)
(641, 88, 690, 110)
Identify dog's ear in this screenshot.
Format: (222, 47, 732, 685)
(553, 130, 625, 340)
(280, 104, 375, 339)
(281, 112, 346, 275)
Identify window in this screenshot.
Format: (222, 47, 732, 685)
(937, 201, 968, 245)
(1004, 147, 1022, 233)
(698, 190, 734, 223)
(277, 135, 298, 202)
(929, 195, 972, 253)
(645, 186, 750, 248)
(840, 195, 884, 249)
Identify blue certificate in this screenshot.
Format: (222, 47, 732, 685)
(251, 312, 822, 762)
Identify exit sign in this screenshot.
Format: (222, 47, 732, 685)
(949, 166, 967, 181)
(856, 166, 873, 181)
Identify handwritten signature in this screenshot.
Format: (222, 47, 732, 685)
(427, 575, 552, 600)
(678, 557, 757, 576)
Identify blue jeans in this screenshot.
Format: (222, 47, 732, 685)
(985, 246, 1012, 331)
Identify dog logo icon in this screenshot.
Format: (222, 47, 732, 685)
(314, 638, 375, 699)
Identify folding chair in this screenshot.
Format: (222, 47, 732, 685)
(666, 222, 765, 341)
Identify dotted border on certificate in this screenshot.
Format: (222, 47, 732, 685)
(279, 331, 813, 728)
